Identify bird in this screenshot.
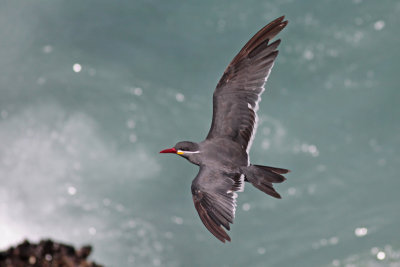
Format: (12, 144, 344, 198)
(160, 16, 289, 243)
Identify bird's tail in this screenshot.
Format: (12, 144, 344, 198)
(242, 165, 289, 199)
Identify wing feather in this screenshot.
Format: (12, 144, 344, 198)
(191, 168, 244, 243)
(206, 17, 288, 154)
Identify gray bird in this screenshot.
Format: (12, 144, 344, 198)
(160, 16, 289, 243)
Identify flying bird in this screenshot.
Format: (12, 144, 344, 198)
(160, 16, 289, 243)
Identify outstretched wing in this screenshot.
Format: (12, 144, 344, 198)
(191, 167, 244, 243)
(206, 16, 288, 153)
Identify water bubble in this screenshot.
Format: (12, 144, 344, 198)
(217, 19, 226, 32)
(128, 220, 136, 228)
(303, 49, 314, 60)
(83, 203, 95, 211)
(129, 134, 137, 143)
(308, 145, 319, 157)
(116, 204, 125, 212)
(103, 198, 111, 206)
(164, 232, 173, 239)
(242, 203, 251, 211)
(377, 251, 386, 260)
(288, 187, 297, 195)
(129, 103, 137, 110)
(378, 158, 386, 166)
(137, 228, 146, 237)
(304, 14, 314, 26)
(42, 45, 53, 54)
(257, 247, 266, 255)
(353, 31, 363, 43)
(128, 255, 135, 264)
(67, 186, 77, 195)
(371, 247, 379, 255)
(369, 139, 382, 152)
(328, 49, 339, 57)
(175, 93, 185, 102)
(126, 120, 136, 129)
(301, 143, 309, 152)
(37, 77, 46, 85)
(344, 79, 353, 88)
(88, 68, 96, 76)
(262, 127, 271, 135)
(73, 63, 82, 73)
(307, 184, 316, 194)
(355, 17, 363, 26)
(391, 250, 400, 260)
(1, 110, 8, 119)
(153, 258, 161, 266)
(153, 241, 163, 252)
(298, 143, 319, 156)
(131, 87, 143, 96)
(261, 139, 270, 150)
(73, 161, 81, 171)
(172, 216, 183, 225)
(329, 236, 339, 245)
(88, 227, 97, 235)
(354, 227, 368, 237)
(374, 20, 385, 31)
(332, 259, 340, 266)
(367, 70, 375, 78)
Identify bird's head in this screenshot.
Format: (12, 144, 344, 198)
(160, 141, 200, 163)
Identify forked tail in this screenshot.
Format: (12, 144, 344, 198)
(242, 165, 289, 198)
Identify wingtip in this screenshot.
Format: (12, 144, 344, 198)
(221, 235, 231, 243)
(276, 15, 289, 30)
(271, 38, 282, 46)
(216, 233, 231, 243)
(276, 15, 288, 25)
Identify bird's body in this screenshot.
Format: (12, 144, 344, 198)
(160, 16, 289, 242)
(200, 138, 248, 168)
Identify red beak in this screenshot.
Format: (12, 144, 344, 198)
(159, 147, 177, 154)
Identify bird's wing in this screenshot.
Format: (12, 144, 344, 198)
(206, 16, 288, 153)
(191, 166, 244, 243)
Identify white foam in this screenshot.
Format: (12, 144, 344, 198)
(0, 105, 162, 251)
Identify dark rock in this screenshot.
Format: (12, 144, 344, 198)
(0, 239, 104, 267)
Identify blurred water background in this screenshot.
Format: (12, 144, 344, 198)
(1, 0, 399, 266)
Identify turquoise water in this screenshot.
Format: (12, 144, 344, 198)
(1, 1, 399, 266)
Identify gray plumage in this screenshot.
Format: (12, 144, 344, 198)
(160, 16, 289, 243)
